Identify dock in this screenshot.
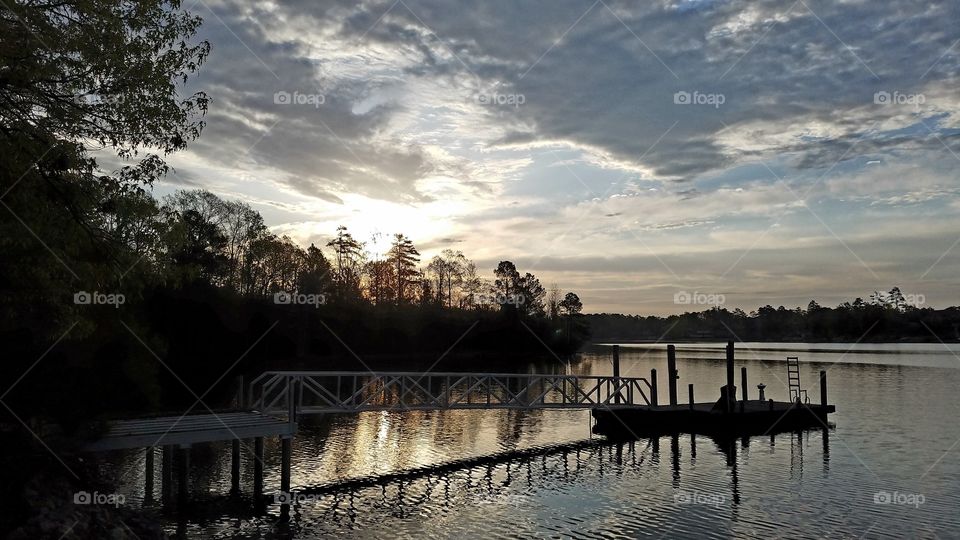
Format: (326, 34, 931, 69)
(591, 342, 836, 438)
(83, 404, 298, 514)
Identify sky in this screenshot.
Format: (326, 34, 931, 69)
(150, 0, 960, 315)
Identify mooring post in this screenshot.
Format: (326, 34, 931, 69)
(768, 398, 774, 411)
(741, 367, 748, 401)
(253, 436, 264, 500)
(177, 444, 190, 506)
(820, 370, 828, 407)
(144, 447, 155, 502)
(612, 345, 621, 404)
(161, 445, 173, 504)
(236, 375, 244, 409)
(280, 435, 292, 518)
(650, 368, 658, 406)
(231, 439, 241, 494)
(688, 383, 694, 410)
(667, 344, 678, 406)
(726, 341, 735, 411)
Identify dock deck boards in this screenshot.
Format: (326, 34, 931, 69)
(84, 411, 295, 451)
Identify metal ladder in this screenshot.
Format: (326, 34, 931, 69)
(786, 356, 808, 403)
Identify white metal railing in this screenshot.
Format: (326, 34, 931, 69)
(248, 371, 651, 415)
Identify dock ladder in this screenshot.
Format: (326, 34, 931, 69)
(786, 356, 808, 403)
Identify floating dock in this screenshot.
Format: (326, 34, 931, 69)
(591, 342, 836, 438)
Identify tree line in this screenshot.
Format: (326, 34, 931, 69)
(587, 287, 960, 342)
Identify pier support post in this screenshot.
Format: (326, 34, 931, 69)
(612, 345, 621, 404)
(726, 341, 736, 411)
(650, 369, 658, 406)
(177, 445, 190, 506)
(667, 345, 678, 406)
(253, 437, 264, 500)
(741, 367, 748, 401)
(231, 439, 241, 494)
(280, 435, 292, 519)
(820, 370, 828, 407)
(145, 447, 154, 503)
(688, 384, 694, 410)
(161, 445, 173, 504)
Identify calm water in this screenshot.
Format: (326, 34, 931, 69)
(101, 343, 960, 538)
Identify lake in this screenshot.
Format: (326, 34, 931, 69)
(99, 342, 960, 538)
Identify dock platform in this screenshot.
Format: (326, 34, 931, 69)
(83, 411, 295, 451)
(592, 400, 835, 438)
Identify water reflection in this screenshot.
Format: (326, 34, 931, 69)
(99, 343, 960, 538)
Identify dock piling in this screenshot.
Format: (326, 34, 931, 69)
(161, 445, 173, 504)
(741, 367, 748, 401)
(177, 445, 190, 506)
(650, 369, 658, 406)
(820, 370, 828, 406)
(231, 439, 240, 494)
(667, 345, 678, 406)
(613, 345, 621, 404)
(726, 341, 736, 411)
(144, 447, 154, 502)
(280, 435, 292, 518)
(688, 384, 694, 410)
(253, 437, 264, 499)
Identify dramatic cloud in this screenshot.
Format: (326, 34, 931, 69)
(157, 0, 960, 313)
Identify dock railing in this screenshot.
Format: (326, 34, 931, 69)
(248, 371, 652, 415)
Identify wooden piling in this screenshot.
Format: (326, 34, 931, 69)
(650, 369, 658, 406)
(613, 345, 621, 404)
(667, 345, 678, 406)
(231, 439, 241, 494)
(820, 370, 828, 406)
(280, 436, 292, 518)
(177, 445, 190, 506)
(144, 447, 154, 502)
(741, 367, 748, 401)
(688, 384, 694, 410)
(253, 437, 264, 499)
(161, 445, 173, 504)
(726, 341, 735, 411)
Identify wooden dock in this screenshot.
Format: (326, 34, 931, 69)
(83, 411, 294, 451)
(592, 342, 836, 438)
(83, 408, 297, 513)
(592, 400, 835, 438)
